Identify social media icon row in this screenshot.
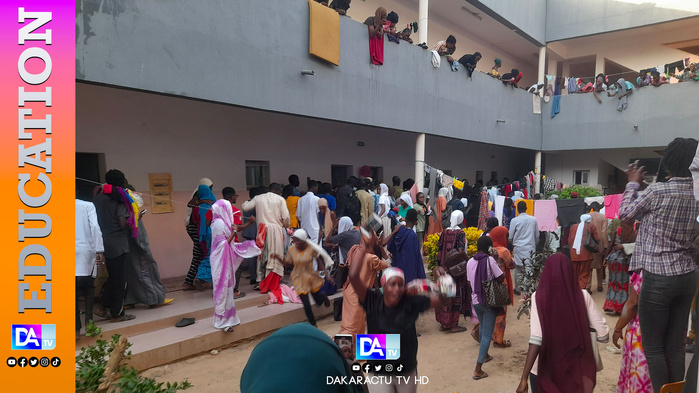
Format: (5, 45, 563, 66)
(352, 362, 405, 374)
(7, 356, 60, 368)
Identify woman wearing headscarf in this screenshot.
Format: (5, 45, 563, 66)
(384, 209, 426, 285)
(271, 229, 332, 327)
(397, 193, 413, 219)
(365, 7, 387, 65)
(209, 200, 261, 331)
(607, 78, 633, 111)
(318, 198, 335, 244)
(603, 219, 636, 315)
(339, 240, 389, 335)
(516, 254, 609, 393)
(434, 210, 471, 333)
(568, 214, 599, 290)
(241, 323, 362, 393)
(502, 197, 516, 229)
(490, 226, 515, 348)
(377, 183, 391, 217)
(427, 187, 448, 236)
(195, 184, 217, 289)
(613, 271, 652, 393)
(326, 216, 361, 320)
(349, 229, 444, 392)
(183, 178, 213, 290)
(467, 236, 504, 380)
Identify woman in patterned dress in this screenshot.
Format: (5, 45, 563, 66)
(613, 272, 652, 393)
(604, 220, 636, 315)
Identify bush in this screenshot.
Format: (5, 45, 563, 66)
(516, 234, 558, 319)
(545, 186, 601, 199)
(424, 227, 483, 272)
(76, 322, 192, 393)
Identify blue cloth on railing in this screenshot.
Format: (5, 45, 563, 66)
(551, 95, 561, 118)
(451, 61, 459, 72)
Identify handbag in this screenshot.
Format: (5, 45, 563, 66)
(590, 329, 604, 371)
(481, 257, 511, 307)
(583, 223, 600, 253)
(444, 248, 468, 277)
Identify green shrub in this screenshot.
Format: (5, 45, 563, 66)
(76, 322, 192, 393)
(545, 185, 601, 200)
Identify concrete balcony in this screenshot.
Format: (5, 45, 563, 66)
(541, 81, 699, 151)
(76, 0, 542, 150)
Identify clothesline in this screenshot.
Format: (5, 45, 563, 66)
(76, 176, 192, 207)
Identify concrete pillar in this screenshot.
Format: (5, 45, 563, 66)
(418, 0, 428, 45)
(535, 151, 542, 194)
(415, 133, 426, 190)
(547, 57, 558, 78)
(595, 55, 605, 77)
(537, 46, 546, 96)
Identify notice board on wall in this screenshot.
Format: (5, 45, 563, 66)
(148, 173, 174, 213)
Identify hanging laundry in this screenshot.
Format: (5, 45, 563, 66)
(441, 174, 454, 189)
(453, 179, 464, 190)
(542, 177, 556, 194)
(477, 190, 490, 230)
(545, 75, 555, 97)
(515, 199, 534, 216)
(533, 94, 541, 114)
(551, 95, 561, 118)
(494, 195, 505, 226)
(487, 187, 498, 203)
(604, 194, 623, 219)
(534, 200, 559, 232)
(567, 77, 578, 94)
(430, 51, 441, 68)
(555, 198, 586, 228)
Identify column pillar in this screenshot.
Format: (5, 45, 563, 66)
(415, 133, 426, 190)
(537, 46, 546, 96)
(418, 0, 429, 46)
(535, 151, 542, 194)
(595, 54, 605, 77)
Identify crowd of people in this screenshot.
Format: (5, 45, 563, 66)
(76, 139, 699, 392)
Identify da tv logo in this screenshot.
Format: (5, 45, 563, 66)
(11, 325, 56, 350)
(355, 334, 400, 360)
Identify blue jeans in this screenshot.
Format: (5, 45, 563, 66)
(638, 269, 696, 393)
(473, 303, 496, 364)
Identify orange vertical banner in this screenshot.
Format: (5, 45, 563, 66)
(0, 1, 75, 390)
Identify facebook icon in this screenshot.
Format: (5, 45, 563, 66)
(12, 324, 56, 350)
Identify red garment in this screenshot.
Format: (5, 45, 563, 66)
(231, 206, 242, 241)
(536, 254, 597, 393)
(477, 190, 490, 230)
(369, 34, 384, 65)
(256, 223, 267, 249)
(503, 184, 512, 196)
(259, 272, 282, 304)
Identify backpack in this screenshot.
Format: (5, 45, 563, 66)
(345, 191, 362, 225)
(583, 223, 600, 253)
(441, 202, 454, 230)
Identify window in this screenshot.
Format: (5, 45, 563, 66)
(246, 160, 270, 190)
(475, 171, 483, 184)
(573, 170, 589, 185)
(331, 165, 353, 188)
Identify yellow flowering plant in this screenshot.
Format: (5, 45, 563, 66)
(424, 227, 483, 272)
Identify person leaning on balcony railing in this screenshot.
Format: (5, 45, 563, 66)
(329, 0, 350, 16)
(364, 7, 387, 39)
(649, 70, 669, 87)
(432, 35, 457, 64)
(501, 68, 522, 88)
(592, 73, 607, 104)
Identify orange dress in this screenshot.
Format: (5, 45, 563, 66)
(288, 246, 324, 295)
(427, 196, 447, 236)
(339, 245, 389, 335)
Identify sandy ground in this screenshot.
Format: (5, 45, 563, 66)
(141, 288, 629, 393)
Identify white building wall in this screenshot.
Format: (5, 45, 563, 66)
(77, 83, 534, 279)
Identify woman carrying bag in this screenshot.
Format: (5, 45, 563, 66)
(466, 236, 505, 380)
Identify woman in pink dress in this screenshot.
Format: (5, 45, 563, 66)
(613, 272, 652, 393)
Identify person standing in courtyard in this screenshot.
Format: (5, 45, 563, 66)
(76, 194, 104, 337)
(271, 229, 331, 327)
(184, 178, 214, 290)
(491, 226, 515, 348)
(619, 138, 699, 393)
(297, 180, 321, 243)
(384, 209, 426, 285)
(434, 210, 470, 333)
(209, 200, 261, 331)
(242, 183, 290, 295)
(588, 202, 609, 293)
(194, 184, 217, 289)
(569, 214, 598, 291)
(509, 201, 539, 295)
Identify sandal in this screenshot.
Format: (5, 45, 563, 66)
(472, 372, 488, 380)
(253, 284, 260, 291)
(471, 327, 481, 343)
(234, 291, 246, 299)
(493, 340, 512, 348)
(182, 283, 196, 291)
(110, 314, 136, 322)
(223, 326, 234, 332)
(450, 326, 468, 333)
(175, 317, 195, 327)
(484, 355, 493, 363)
(93, 307, 110, 320)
